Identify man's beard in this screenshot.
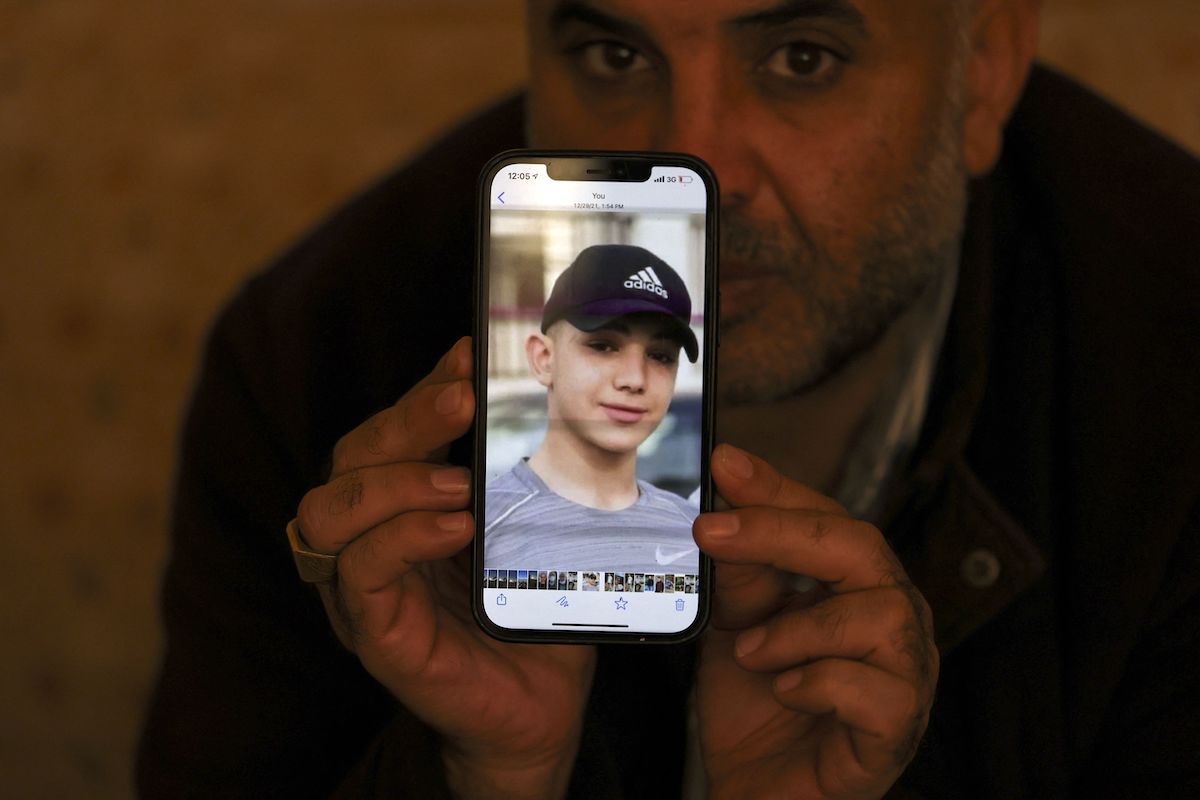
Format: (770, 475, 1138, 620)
(716, 97, 969, 406)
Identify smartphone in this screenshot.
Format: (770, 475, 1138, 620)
(471, 150, 718, 643)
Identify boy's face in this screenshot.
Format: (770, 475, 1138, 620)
(532, 314, 682, 455)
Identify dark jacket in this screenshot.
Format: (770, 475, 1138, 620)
(137, 66, 1200, 798)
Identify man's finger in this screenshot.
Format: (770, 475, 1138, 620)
(711, 443, 845, 514)
(330, 336, 474, 476)
(705, 558, 826, 631)
(322, 510, 474, 674)
(337, 510, 474, 599)
(417, 334, 474, 390)
(733, 588, 935, 690)
(297, 462, 471, 553)
(772, 658, 927, 776)
(695, 506, 906, 594)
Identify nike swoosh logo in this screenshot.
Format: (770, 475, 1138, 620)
(655, 544, 698, 566)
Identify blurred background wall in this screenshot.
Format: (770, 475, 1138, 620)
(1, 0, 1197, 796)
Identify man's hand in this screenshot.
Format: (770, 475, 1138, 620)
(295, 337, 595, 799)
(693, 444, 939, 800)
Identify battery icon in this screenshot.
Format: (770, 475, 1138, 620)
(679, 175, 693, 184)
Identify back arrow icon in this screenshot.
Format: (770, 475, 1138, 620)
(497, 191, 506, 204)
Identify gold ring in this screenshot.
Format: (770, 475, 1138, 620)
(286, 518, 338, 583)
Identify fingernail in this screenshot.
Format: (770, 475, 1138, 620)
(431, 467, 470, 492)
(735, 626, 766, 658)
(698, 512, 739, 538)
(721, 445, 753, 480)
(435, 381, 463, 414)
(436, 511, 470, 532)
(775, 669, 804, 693)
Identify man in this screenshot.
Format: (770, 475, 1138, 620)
(138, 1, 1199, 798)
(485, 244, 700, 576)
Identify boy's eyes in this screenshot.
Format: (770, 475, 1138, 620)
(584, 339, 678, 365)
(648, 349, 678, 365)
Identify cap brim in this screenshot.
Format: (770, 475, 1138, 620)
(566, 300, 700, 363)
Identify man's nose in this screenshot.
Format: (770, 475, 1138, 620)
(648, 71, 758, 208)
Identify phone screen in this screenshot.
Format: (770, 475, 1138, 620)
(473, 152, 716, 642)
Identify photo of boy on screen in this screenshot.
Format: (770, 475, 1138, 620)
(484, 244, 701, 576)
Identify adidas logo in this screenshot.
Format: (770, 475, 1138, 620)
(624, 267, 669, 298)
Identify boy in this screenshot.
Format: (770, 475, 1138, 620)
(484, 243, 701, 576)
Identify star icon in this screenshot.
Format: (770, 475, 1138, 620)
(614, 597, 629, 611)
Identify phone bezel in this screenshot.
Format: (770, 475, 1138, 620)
(471, 149, 719, 644)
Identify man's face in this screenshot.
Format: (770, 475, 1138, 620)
(526, 0, 971, 404)
(540, 315, 681, 455)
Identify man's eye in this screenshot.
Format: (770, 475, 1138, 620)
(588, 340, 617, 353)
(573, 41, 652, 79)
(761, 42, 843, 84)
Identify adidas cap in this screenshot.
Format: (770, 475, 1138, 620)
(541, 244, 699, 363)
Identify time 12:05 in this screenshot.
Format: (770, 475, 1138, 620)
(507, 172, 538, 180)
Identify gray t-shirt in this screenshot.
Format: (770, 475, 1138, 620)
(484, 460, 699, 574)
